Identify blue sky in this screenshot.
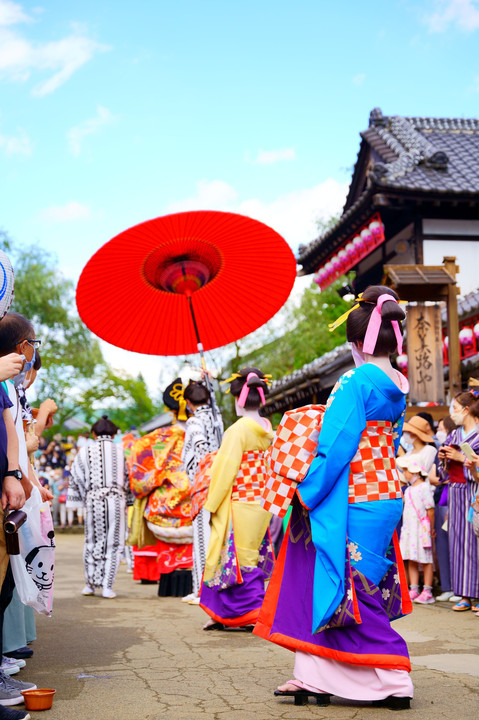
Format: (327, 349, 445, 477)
(1, 0, 479, 388)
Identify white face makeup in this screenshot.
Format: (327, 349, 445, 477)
(350, 342, 366, 367)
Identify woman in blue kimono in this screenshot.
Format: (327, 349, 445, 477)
(255, 286, 413, 710)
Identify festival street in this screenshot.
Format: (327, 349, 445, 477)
(28, 533, 479, 720)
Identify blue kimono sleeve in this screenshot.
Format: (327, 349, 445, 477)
(298, 369, 366, 511)
(296, 369, 367, 633)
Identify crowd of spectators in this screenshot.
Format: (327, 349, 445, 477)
(397, 402, 479, 613)
(35, 433, 94, 528)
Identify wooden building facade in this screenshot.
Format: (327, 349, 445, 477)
(263, 109, 479, 417)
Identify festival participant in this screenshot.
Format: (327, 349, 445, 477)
(127, 380, 193, 597)
(255, 286, 413, 710)
(438, 393, 479, 612)
(67, 415, 129, 599)
(200, 367, 274, 630)
(181, 379, 223, 603)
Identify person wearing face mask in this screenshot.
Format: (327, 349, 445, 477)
(0, 312, 48, 705)
(399, 416, 437, 477)
(437, 393, 479, 612)
(200, 367, 274, 630)
(428, 416, 460, 602)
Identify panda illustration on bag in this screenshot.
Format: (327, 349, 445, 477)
(25, 530, 55, 591)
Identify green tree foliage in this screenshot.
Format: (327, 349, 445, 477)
(5, 241, 161, 431)
(75, 367, 158, 429)
(216, 275, 353, 427)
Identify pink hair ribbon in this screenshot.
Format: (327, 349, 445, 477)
(362, 294, 403, 356)
(237, 372, 266, 407)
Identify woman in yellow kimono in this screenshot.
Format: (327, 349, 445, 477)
(200, 367, 275, 630)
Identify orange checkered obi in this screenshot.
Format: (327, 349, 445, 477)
(231, 451, 268, 503)
(348, 421, 402, 504)
(261, 405, 325, 517)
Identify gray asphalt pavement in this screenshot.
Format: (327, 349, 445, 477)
(17, 534, 479, 720)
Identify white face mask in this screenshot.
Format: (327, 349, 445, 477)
(402, 432, 413, 445)
(436, 430, 447, 444)
(450, 409, 466, 427)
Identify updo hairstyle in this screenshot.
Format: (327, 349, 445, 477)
(230, 367, 269, 410)
(346, 286, 405, 355)
(91, 415, 119, 437)
(183, 381, 210, 406)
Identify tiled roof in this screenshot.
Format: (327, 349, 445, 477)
(265, 342, 352, 398)
(298, 108, 479, 269)
(368, 111, 479, 193)
(442, 288, 479, 322)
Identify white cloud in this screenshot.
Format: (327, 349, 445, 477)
(67, 105, 116, 156)
(0, 0, 29, 26)
(424, 0, 479, 32)
(246, 147, 296, 165)
(39, 201, 92, 223)
(0, 126, 31, 155)
(0, 2, 110, 95)
(352, 73, 366, 86)
(164, 177, 348, 252)
(166, 179, 240, 213)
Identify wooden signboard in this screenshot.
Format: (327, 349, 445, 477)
(406, 304, 445, 405)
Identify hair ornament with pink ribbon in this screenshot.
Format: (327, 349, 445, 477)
(220, 370, 272, 395)
(329, 291, 407, 356)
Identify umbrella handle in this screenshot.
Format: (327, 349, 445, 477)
(187, 296, 223, 445)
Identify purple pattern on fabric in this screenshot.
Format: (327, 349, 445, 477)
(270, 502, 409, 662)
(201, 568, 265, 622)
(205, 524, 240, 590)
(205, 525, 274, 591)
(258, 533, 275, 580)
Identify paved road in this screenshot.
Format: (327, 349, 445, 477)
(19, 534, 479, 719)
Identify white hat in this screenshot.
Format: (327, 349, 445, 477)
(396, 455, 428, 477)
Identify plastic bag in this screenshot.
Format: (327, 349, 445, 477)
(10, 486, 55, 616)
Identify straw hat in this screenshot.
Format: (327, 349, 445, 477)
(396, 455, 428, 477)
(402, 415, 435, 444)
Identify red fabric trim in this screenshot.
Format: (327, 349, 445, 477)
(296, 490, 310, 510)
(253, 626, 411, 671)
(200, 604, 259, 627)
(349, 561, 362, 623)
(392, 531, 413, 616)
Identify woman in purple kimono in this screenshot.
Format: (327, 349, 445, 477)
(255, 286, 413, 710)
(438, 392, 479, 612)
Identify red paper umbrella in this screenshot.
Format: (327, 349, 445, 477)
(76, 211, 297, 356)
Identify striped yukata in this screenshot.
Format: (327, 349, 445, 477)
(68, 436, 129, 591)
(443, 427, 479, 600)
(183, 405, 223, 595)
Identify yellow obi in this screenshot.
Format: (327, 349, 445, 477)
(348, 421, 402, 504)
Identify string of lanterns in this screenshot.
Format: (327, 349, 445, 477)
(314, 215, 385, 291)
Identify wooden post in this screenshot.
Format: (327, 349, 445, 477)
(407, 304, 445, 404)
(443, 256, 461, 399)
